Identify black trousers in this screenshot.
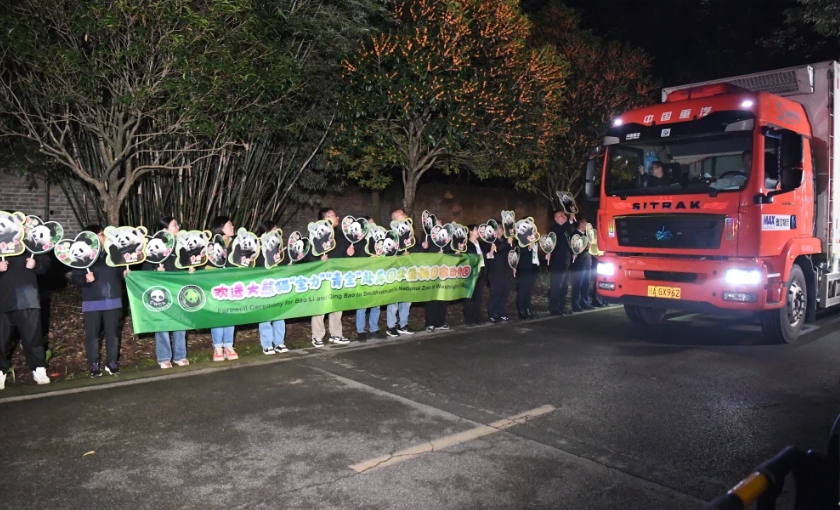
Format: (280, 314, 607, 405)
(463, 270, 487, 324)
(549, 270, 571, 313)
(516, 272, 538, 314)
(0, 309, 46, 373)
(84, 308, 122, 366)
(487, 273, 511, 318)
(425, 301, 449, 328)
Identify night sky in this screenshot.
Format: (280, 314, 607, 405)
(523, 0, 840, 86)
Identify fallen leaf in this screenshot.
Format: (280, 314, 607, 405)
(83, 451, 95, 457)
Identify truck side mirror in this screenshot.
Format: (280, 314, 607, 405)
(779, 132, 804, 190)
(584, 147, 602, 202)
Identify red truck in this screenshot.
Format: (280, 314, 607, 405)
(588, 61, 840, 343)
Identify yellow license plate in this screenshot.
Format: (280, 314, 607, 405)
(647, 286, 681, 299)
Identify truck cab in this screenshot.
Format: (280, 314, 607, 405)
(589, 62, 840, 343)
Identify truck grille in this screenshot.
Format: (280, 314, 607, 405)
(615, 215, 724, 250)
(643, 271, 698, 283)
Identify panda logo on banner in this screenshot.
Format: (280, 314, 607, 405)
(104, 226, 148, 267)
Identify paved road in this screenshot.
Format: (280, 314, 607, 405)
(3, 306, 840, 509)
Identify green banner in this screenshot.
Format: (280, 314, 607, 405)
(126, 253, 480, 333)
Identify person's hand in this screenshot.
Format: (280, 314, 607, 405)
(513, 269, 517, 277)
(0, 260, 8, 272)
(25, 258, 36, 270)
(570, 214, 576, 223)
(507, 238, 514, 246)
(545, 253, 551, 261)
(422, 240, 429, 250)
(86, 272, 96, 283)
(188, 267, 196, 274)
(347, 244, 355, 257)
(157, 264, 165, 272)
(490, 244, 497, 253)
(320, 254, 328, 261)
(637, 165, 644, 174)
(123, 268, 130, 278)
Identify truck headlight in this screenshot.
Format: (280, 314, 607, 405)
(724, 269, 762, 286)
(597, 262, 615, 276)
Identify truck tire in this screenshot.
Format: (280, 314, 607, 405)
(624, 304, 666, 325)
(760, 265, 806, 344)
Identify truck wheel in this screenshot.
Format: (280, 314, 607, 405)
(760, 265, 806, 344)
(624, 304, 666, 325)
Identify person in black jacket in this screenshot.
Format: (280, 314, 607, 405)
(142, 216, 191, 369)
(352, 216, 384, 342)
(0, 250, 52, 388)
(424, 229, 450, 332)
(309, 207, 353, 347)
(570, 217, 594, 312)
(487, 224, 513, 323)
(546, 210, 576, 315)
(515, 240, 541, 320)
(463, 225, 489, 326)
(71, 225, 127, 378)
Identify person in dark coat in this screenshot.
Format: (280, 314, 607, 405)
(71, 225, 127, 378)
(0, 250, 52, 388)
(142, 216, 191, 369)
(463, 225, 490, 326)
(515, 240, 541, 320)
(487, 224, 513, 323)
(424, 229, 450, 332)
(546, 209, 576, 315)
(308, 207, 353, 347)
(570, 217, 594, 311)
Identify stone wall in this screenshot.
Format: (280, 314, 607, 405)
(0, 172, 87, 236)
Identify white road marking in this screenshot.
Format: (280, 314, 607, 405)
(349, 405, 556, 473)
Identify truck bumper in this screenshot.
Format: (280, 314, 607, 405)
(594, 255, 784, 313)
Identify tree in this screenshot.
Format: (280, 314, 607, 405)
(787, 0, 840, 37)
(521, 2, 655, 209)
(335, 0, 566, 216)
(0, 0, 369, 225)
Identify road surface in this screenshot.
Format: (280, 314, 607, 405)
(3, 306, 840, 509)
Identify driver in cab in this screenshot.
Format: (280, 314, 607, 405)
(710, 149, 751, 190)
(636, 161, 669, 188)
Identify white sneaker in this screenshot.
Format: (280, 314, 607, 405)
(0, 371, 5, 390)
(329, 336, 350, 345)
(33, 367, 51, 385)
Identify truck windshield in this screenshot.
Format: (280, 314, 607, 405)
(604, 112, 755, 196)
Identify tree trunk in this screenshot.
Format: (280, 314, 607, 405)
(102, 193, 121, 226)
(403, 170, 418, 219)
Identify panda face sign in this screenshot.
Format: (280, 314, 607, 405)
(478, 219, 498, 244)
(54, 231, 101, 269)
(390, 218, 415, 251)
(308, 220, 335, 256)
(144, 230, 176, 265)
(500, 211, 516, 239)
(449, 223, 467, 253)
(208, 235, 228, 268)
(374, 230, 400, 257)
(507, 246, 520, 269)
(104, 226, 148, 266)
(556, 190, 579, 215)
(421, 210, 438, 236)
(341, 216, 369, 244)
(0, 210, 26, 256)
(286, 231, 311, 263)
(538, 232, 557, 255)
(175, 230, 210, 269)
(570, 233, 589, 256)
(514, 218, 539, 248)
(430, 224, 451, 248)
(228, 228, 261, 267)
(23, 215, 64, 255)
(260, 230, 284, 268)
